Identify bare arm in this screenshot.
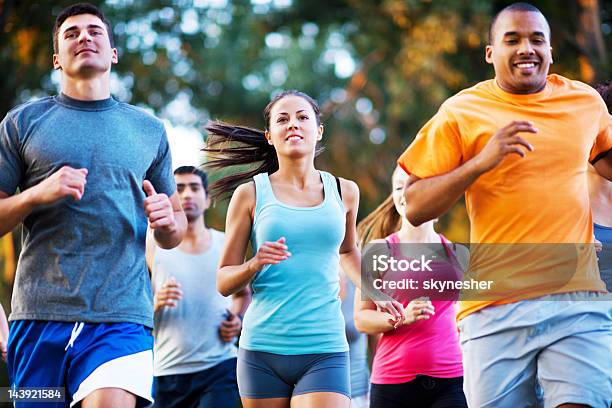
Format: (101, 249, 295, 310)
(404, 121, 537, 226)
(145, 230, 156, 274)
(231, 286, 251, 317)
(0, 166, 88, 237)
(353, 286, 435, 335)
(0, 303, 8, 362)
(0, 190, 35, 237)
(219, 286, 252, 343)
(217, 182, 290, 297)
(367, 333, 380, 367)
(146, 230, 185, 314)
(337, 179, 361, 289)
(216, 182, 258, 296)
(338, 178, 404, 324)
(353, 287, 397, 335)
(404, 161, 484, 227)
(153, 276, 183, 313)
(593, 151, 612, 181)
(338, 270, 348, 301)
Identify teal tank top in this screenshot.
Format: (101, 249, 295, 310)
(240, 171, 349, 354)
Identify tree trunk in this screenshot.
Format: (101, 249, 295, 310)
(576, 0, 607, 83)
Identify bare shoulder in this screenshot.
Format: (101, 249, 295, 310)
(231, 181, 256, 205)
(233, 180, 256, 199)
(338, 178, 359, 193)
(338, 177, 359, 202)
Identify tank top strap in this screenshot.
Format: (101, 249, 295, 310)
(385, 232, 401, 258)
(439, 234, 460, 264)
(320, 171, 344, 210)
(253, 173, 274, 217)
(385, 232, 401, 245)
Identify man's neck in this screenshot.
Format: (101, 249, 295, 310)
(179, 217, 212, 254)
(61, 74, 111, 100)
(184, 218, 208, 241)
(495, 78, 547, 95)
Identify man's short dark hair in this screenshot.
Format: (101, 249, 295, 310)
(595, 82, 612, 114)
(174, 166, 209, 192)
(489, 2, 550, 44)
(53, 3, 114, 53)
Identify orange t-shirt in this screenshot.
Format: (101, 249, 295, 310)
(398, 74, 612, 320)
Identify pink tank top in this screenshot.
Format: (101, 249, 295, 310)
(370, 233, 464, 384)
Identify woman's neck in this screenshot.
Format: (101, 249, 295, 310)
(395, 218, 439, 243)
(273, 156, 318, 187)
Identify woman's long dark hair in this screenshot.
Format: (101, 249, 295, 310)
(203, 90, 323, 200)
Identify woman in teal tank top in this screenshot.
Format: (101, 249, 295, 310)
(204, 90, 404, 408)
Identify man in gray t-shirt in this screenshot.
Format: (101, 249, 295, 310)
(147, 166, 250, 408)
(0, 3, 186, 407)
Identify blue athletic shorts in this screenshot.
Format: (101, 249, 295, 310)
(236, 349, 350, 399)
(153, 358, 239, 408)
(459, 292, 612, 408)
(8, 320, 154, 408)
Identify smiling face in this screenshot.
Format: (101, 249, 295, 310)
(53, 13, 117, 78)
(391, 166, 409, 216)
(265, 95, 323, 158)
(391, 166, 437, 229)
(485, 10, 552, 94)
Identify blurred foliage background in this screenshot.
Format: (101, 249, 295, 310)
(0, 0, 610, 390)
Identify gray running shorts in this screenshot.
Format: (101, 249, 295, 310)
(237, 348, 350, 399)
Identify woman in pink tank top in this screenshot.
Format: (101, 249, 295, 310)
(355, 166, 468, 408)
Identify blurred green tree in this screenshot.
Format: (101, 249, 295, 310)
(0, 0, 609, 242)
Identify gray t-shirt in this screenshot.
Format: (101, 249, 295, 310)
(0, 93, 175, 328)
(152, 229, 237, 376)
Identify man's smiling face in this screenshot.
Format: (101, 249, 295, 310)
(486, 10, 553, 94)
(53, 13, 117, 78)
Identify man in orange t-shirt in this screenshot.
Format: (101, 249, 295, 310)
(398, 3, 611, 408)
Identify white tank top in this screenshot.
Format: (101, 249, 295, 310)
(152, 229, 236, 376)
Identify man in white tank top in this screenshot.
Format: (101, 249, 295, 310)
(146, 166, 251, 408)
